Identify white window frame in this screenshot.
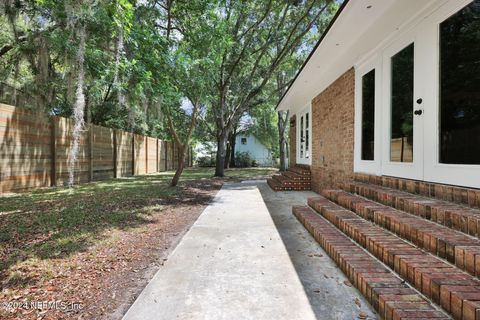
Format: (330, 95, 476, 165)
(354, 55, 382, 175)
(422, 0, 480, 188)
(296, 103, 312, 165)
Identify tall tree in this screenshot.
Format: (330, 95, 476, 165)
(157, 0, 214, 186)
(268, 1, 338, 171)
(207, 0, 335, 177)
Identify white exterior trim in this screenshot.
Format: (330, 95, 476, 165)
(351, 0, 480, 188)
(354, 55, 382, 175)
(296, 104, 312, 165)
(278, 0, 445, 113)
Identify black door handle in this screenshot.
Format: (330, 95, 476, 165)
(414, 109, 423, 115)
(417, 98, 423, 104)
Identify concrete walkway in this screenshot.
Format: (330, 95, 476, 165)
(123, 182, 377, 320)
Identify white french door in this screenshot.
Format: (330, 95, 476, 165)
(381, 30, 424, 181)
(297, 105, 312, 165)
(379, 0, 480, 188)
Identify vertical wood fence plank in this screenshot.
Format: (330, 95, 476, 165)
(145, 136, 148, 173)
(131, 134, 135, 176)
(165, 141, 168, 171)
(50, 116, 57, 186)
(88, 125, 93, 181)
(113, 129, 117, 178)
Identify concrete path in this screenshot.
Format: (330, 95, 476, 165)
(123, 182, 377, 320)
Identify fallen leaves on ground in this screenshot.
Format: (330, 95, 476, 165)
(354, 297, 362, 308)
(0, 176, 223, 320)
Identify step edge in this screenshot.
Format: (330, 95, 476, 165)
(293, 204, 450, 319)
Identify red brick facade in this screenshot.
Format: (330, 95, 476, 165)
(289, 68, 355, 193)
(311, 68, 355, 192)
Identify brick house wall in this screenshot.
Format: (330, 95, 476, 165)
(289, 115, 296, 167)
(310, 68, 355, 192)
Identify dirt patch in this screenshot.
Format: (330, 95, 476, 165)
(0, 179, 223, 320)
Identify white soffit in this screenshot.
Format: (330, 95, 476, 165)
(278, 0, 441, 114)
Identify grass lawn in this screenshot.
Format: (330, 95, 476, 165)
(0, 167, 277, 320)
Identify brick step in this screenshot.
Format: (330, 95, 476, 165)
(308, 195, 480, 320)
(272, 174, 286, 184)
(347, 182, 480, 239)
(272, 174, 311, 187)
(323, 189, 480, 279)
(267, 178, 310, 192)
(354, 173, 480, 209)
(288, 166, 311, 176)
(283, 170, 311, 181)
(293, 205, 449, 320)
(267, 178, 284, 191)
(267, 167, 311, 192)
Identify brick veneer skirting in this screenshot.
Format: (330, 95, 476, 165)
(355, 172, 480, 209)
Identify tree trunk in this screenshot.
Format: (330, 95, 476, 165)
(286, 140, 289, 165)
(166, 98, 199, 187)
(225, 140, 231, 169)
(277, 110, 289, 171)
(229, 133, 236, 168)
(170, 145, 186, 187)
(215, 133, 228, 177)
(279, 137, 287, 171)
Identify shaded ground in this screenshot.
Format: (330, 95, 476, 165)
(257, 183, 377, 319)
(123, 182, 376, 320)
(0, 167, 277, 320)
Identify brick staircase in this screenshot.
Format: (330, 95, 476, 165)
(267, 166, 311, 191)
(294, 177, 480, 320)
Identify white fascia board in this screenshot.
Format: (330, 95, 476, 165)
(278, 0, 439, 113)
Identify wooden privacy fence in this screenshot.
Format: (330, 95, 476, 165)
(0, 103, 193, 193)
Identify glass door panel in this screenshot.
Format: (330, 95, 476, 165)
(390, 44, 414, 163)
(439, 0, 480, 164)
(297, 106, 311, 165)
(361, 69, 375, 161)
(300, 115, 304, 158)
(305, 112, 310, 159)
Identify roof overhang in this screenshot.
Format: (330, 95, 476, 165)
(277, 0, 442, 114)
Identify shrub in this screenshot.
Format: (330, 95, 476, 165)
(235, 151, 253, 168)
(196, 156, 215, 167)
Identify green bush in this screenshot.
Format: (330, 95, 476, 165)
(196, 156, 215, 167)
(235, 151, 253, 168)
